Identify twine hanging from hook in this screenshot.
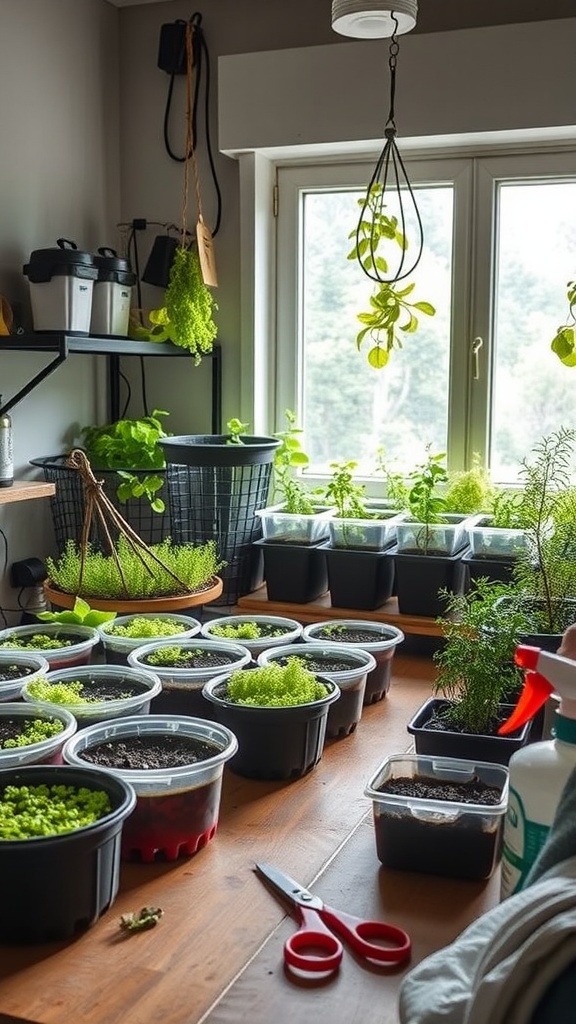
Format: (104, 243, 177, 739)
(355, 16, 424, 285)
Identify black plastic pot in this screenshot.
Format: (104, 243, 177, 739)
(301, 620, 405, 705)
(407, 697, 532, 765)
(201, 672, 339, 781)
(462, 550, 515, 588)
(254, 538, 328, 603)
(393, 548, 467, 617)
(159, 435, 281, 606)
(320, 543, 395, 611)
(0, 764, 136, 943)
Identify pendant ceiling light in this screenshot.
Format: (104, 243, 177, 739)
(331, 0, 418, 39)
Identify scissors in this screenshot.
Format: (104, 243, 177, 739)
(255, 862, 411, 974)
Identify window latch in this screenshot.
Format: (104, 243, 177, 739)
(471, 337, 483, 380)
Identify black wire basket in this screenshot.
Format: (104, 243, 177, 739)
(30, 455, 171, 552)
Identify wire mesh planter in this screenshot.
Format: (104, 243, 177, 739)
(30, 455, 170, 552)
(159, 435, 281, 606)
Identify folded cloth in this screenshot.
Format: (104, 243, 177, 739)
(399, 764, 576, 1024)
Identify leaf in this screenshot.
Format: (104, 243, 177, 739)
(83, 610, 117, 627)
(368, 345, 389, 369)
(413, 301, 436, 316)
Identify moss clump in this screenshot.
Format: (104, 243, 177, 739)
(210, 622, 262, 640)
(144, 646, 192, 667)
(225, 658, 328, 708)
(2, 718, 64, 749)
(26, 679, 98, 706)
(0, 634, 72, 651)
(106, 617, 188, 640)
(0, 783, 111, 839)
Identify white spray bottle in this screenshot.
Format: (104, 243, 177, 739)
(499, 640, 576, 900)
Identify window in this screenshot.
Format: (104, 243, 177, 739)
(275, 150, 576, 486)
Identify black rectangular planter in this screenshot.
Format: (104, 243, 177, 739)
(407, 697, 532, 765)
(320, 543, 395, 611)
(462, 550, 515, 588)
(254, 538, 328, 603)
(392, 547, 466, 617)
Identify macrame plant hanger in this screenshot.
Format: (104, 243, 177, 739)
(182, 22, 217, 287)
(355, 13, 424, 285)
(66, 450, 188, 597)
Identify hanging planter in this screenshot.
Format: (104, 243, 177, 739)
(148, 246, 217, 365)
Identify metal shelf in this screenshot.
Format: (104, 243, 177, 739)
(0, 333, 222, 430)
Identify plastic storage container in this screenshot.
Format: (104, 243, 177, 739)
(22, 664, 162, 727)
(0, 763, 136, 943)
(0, 702, 77, 767)
(23, 238, 98, 334)
(0, 650, 50, 701)
(257, 643, 376, 739)
(255, 504, 335, 545)
(466, 514, 528, 560)
(395, 514, 478, 556)
(98, 612, 202, 665)
(0, 622, 100, 670)
(365, 752, 509, 880)
(63, 714, 238, 862)
(90, 247, 136, 337)
(201, 614, 303, 660)
(328, 507, 406, 551)
(302, 620, 405, 704)
(128, 638, 252, 716)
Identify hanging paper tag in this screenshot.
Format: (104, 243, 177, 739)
(196, 217, 218, 287)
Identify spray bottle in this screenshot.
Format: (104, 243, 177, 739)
(499, 641, 576, 899)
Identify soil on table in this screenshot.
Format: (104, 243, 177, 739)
(142, 649, 238, 670)
(273, 653, 358, 673)
(0, 717, 52, 746)
(377, 775, 502, 805)
(79, 734, 222, 770)
(0, 664, 35, 682)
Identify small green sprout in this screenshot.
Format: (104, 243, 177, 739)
(1, 718, 64, 749)
(226, 658, 328, 707)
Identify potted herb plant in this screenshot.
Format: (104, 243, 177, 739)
(200, 614, 303, 660)
(0, 650, 50, 701)
(97, 612, 202, 665)
(0, 703, 77, 767)
(43, 535, 224, 613)
(21, 663, 162, 728)
(0, 763, 136, 942)
(257, 642, 376, 739)
(364, 752, 509, 880)
(302, 619, 405, 704)
(63, 713, 237, 863)
(407, 578, 533, 764)
(0, 622, 100, 670)
(201, 659, 339, 780)
(127, 638, 252, 717)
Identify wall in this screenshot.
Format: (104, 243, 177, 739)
(0, 0, 119, 620)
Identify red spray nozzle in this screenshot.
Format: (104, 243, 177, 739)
(498, 669, 553, 735)
(514, 645, 542, 671)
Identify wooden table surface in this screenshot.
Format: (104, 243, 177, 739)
(0, 654, 499, 1024)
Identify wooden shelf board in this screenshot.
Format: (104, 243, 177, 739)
(0, 480, 55, 504)
(236, 585, 443, 636)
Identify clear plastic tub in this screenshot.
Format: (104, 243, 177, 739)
(302, 620, 404, 704)
(63, 714, 238, 862)
(255, 504, 335, 545)
(201, 614, 303, 660)
(0, 702, 77, 767)
(98, 613, 202, 665)
(21, 664, 162, 727)
(395, 514, 480, 556)
(0, 623, 100, 670)
(0, 651, 50, 701)
(365, 752, 509, 880)
(127, 638, 252, 717)
(466, 514, 528, 559)
(328, 509, 406, 551)
(257, 643, 376, 739)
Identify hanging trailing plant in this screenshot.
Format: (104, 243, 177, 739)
(148, 247, 217, 364)
(550, 279, 576, 366)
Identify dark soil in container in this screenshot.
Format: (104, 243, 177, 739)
(312, 626, 379, 644)
(373, 774, 504, 880)
(0, 718, 55, 746)
(78, 733, 222, 770)
(272, 653, 359, 673)
(0, 632, 82, 650)
(0, 664, 35, 682)
(142, 649, 238, 670)
(56, 677, 148, 702)
(422, 703, 520, 738)
(308, 627, 395, 705)
(210, 623, 292, 640)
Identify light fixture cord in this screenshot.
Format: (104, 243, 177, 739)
(355, 14, 424, 285)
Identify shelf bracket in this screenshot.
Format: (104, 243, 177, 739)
(0, 349, 68, 417)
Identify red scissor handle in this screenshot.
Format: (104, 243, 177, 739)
(322, 905, 412, 964)
(284, 907, 343, 973)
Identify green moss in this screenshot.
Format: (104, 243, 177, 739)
(26, 679, 97, 706)
(144, 646, 191, 667)
(225, 658, 328, 707)
(2, 718, 64, 749)
(106, 617, 188, 639)
(210, 622, 262, 640)
(0, 783, 111, 839)
(0, 634, 72, 651)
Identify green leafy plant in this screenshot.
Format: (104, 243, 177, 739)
(148, 246, 217, 365)
(271, 410, 317, 514)
(550, 279, 576, 366)
(26, 678, 102, 705)
(322, 460, 371, 520)
(1, 717, 64, 749)
(0, 783, 111, 840)
(444, 455, 493, 514)
(104, 617, 188, 640)
(226, 417, 250, 444)
(375, 447, 409, 509)
(37, 597, 116, 629)
(46, 537, 224, 601)
(488, 488, 527, 530)
(81, 409, 170, 513)
(209, 622, 263, 641)
(143, 646, 200, 667)
(349, 184, 435, 368)
(225, 658, 328, 707)
(0, 633, 73, 651)
(433, 578, 527, 734)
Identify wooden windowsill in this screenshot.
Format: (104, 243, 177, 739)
(0, 480, 55, 504)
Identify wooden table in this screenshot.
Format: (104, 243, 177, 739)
(0, 655, 499, 1024)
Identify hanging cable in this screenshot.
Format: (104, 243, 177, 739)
(354, 15, 424, 284)
(162, 12, 222, 237)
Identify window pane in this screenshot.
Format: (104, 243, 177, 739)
(300, 186, 453, 478)
(491, 181, 576, 482)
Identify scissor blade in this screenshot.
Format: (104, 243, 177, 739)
(254, 862, 322, 909)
